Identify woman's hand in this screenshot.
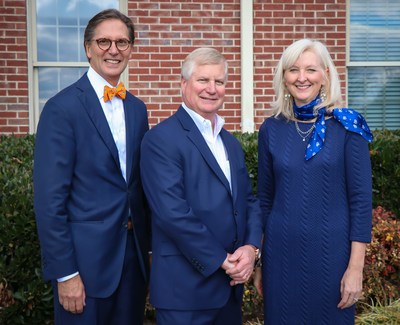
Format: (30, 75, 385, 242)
(337, 241, 366, 309)
(337, 266, 363, 309)
(253, 267, 263, 296)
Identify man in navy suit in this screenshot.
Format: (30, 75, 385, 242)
(33, 9, 150, 324)
(140, 47, 263, 325)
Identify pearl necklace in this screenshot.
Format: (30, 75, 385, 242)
(295, 120, 315, 141)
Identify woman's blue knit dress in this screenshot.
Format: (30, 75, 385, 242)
(257, 117, 372, 325)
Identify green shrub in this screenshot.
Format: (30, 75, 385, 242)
(233, 132, 259, 193)
(369, 130, 400, 217)
(0, 135, 53, 324)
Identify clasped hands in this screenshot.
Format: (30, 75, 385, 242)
(221, 245, 256, 286)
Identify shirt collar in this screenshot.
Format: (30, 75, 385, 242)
(87, 67, 121, 102)
(182, 102, 225, 136)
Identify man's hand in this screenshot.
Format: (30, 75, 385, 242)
(58, 274, 86, 313)
(221, 253, 236, 271)
(225, 245, 256, 286)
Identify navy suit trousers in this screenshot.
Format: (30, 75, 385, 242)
(156, 287, 242, 325)
(52, 232, 147, 325)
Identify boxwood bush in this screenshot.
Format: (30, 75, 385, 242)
(369, 130, 400, 217)
(1, 130, 399, 324)
(0, 135, 53, 324)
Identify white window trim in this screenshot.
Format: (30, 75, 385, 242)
(240, 0, 254, 133)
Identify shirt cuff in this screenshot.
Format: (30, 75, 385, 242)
(57, 272, 79, 282)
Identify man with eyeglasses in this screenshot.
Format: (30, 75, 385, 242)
(33, 8, 150, 324)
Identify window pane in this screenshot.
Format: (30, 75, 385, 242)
(348, 67, 400, 130)
(36, 0, 57, 26)
(350, 0, 400, 62)
(37, 26, 57, 61)
(79, 26, 88, 61)
(59, 27, 81, 61)
(38, 67, 87, 113)
(36, 0, 119, 62)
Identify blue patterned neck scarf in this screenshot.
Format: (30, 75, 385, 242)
(293, 96, 373, 160)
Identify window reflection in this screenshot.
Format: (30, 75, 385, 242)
(38, 67, 88, 113)
(349, 0, 400, 129)
(59, 27, 81, 61)
(348, 67, 400, 130)
(350, 0, 400, 61)
(37, 25, 57, 61)
(36, 0, 118, 62)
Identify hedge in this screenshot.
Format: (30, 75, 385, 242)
(1, 130, 399, 324)
(368, 130, 400, 217)
(0, 135, 53, 324)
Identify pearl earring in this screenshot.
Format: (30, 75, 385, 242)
(284, 93, 291, 101)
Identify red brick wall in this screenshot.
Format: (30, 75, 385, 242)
(0, 0, 346, 135)
(0, 0, 29, 134)
(129, 0, 243, 130)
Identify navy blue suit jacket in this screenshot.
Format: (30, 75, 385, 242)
(140, 106, 262, 310)
(33, 73, 151, 298)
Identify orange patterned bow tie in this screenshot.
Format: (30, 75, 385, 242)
(103, 82, 126, 102)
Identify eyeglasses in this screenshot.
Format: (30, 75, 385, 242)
(93, 38, 132, 51)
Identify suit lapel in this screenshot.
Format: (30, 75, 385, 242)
(76, 75, 121, 171)
(176, 107, 231, 194)
(124, 96, 136, 184)
(220, 129, 238, 202)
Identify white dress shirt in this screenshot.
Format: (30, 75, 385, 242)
(182, 102, 232, 191)
(87, 67, 127, 181)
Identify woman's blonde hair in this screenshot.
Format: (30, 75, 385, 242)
(271, 39, 343, 119)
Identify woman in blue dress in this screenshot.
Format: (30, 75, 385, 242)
(254, 39, 373, 324)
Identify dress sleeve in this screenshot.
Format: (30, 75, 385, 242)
(344, 132, 373, 242)
(257, 121, 275, 229)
